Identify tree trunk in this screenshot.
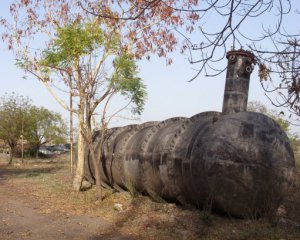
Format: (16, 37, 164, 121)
(8, 146, 14, 165)
(35, 145, 39, 159)
(73, 109, 85, 191)
(70, 86, 74, 174)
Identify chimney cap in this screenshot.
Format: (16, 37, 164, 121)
(226, 49, 256, 63)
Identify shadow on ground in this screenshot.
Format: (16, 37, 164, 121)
(89, 233, 133, 240)
(0, 163, 62, 181)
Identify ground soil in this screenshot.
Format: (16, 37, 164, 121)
(0, 154, 300, 240)
(0, 158, 131, 240)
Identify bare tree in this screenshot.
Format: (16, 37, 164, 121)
(254, 37, 300, 120)
(82, 0, 300, 117)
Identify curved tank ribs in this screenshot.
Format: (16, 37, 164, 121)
(88, 50, 295, 218)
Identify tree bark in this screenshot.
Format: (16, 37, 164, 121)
(8, 146, 14, 165)
(35, 145, 39, 159)
(73, 108, 85, 191)
(70, 84, 74, 174)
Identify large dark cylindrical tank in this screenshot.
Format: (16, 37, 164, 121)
(89, 50, 295, 218)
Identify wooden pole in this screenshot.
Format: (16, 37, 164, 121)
(21, 134, 24, 160)
(21, 116, 24, 162)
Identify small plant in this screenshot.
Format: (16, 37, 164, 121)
(125, 177, 138, 198)
(199, 210, 212, 226)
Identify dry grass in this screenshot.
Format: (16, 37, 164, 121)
(1, 154, 300, 240)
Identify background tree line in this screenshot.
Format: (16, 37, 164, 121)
(0, 93, 67, 164)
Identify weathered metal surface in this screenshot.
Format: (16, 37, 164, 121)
(222, 50, 255, 115)
(88, 50, 295, 218)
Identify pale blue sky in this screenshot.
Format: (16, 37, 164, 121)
(0, 1, 298, 134)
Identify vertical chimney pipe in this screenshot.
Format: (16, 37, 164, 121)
(222, 50, 256, 115)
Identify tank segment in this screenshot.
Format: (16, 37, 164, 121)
(222, 50, 255, 114)
(88, 50, 295, 218)
(181, 112, 294, 217)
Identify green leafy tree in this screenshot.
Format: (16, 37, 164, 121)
(0, 93, 31, 164)
(25, 107, 67, 158)
(40, 21, 146, 195)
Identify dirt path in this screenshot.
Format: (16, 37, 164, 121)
(0, 165, 132, 240)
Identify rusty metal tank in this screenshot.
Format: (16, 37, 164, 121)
(89, 50, 295, 218)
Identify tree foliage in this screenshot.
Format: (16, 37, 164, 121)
(25, 106, 67, 158)
(0, 93, 67, 163)
(41, 22, 107, 68)
(0, 93, 31, 164)
(41, 22, 147, 193)
(111, 53, 146, 115)
(80, 0, 200, 61)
